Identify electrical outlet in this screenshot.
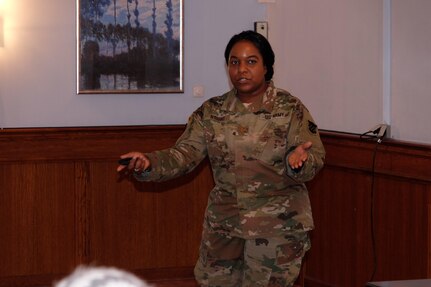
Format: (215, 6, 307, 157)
(193, 85, 204, 98)
(254, 21, 268, 38)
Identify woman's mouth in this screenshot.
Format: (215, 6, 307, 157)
(237, 77, 249, 84)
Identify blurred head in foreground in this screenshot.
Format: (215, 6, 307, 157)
(54, 266, 153, 287)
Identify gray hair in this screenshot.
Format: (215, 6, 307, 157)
(54, 266, 153, 287)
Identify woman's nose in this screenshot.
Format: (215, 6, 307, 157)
(238, 62, 247, 72)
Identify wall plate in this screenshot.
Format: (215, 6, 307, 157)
(254, 21, 268, 38)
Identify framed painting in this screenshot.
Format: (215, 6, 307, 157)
(77, 0, 183, 94)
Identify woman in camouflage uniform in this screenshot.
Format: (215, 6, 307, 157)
(118, 30, 325, 287)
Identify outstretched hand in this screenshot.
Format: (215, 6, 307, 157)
(288, 141, 313, 170)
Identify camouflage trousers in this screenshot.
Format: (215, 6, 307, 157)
(194, 229, 310, 287)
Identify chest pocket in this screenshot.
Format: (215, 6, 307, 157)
(203, 113, 235, 169)
(256, 114, 291, 171)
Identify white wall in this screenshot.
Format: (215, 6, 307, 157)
(267, 0, 431, 144)
(391, 0, 431, 143)
(1, 0, 430, 144)
(268, 0, 383, 136)
(0, 0, 265, 128)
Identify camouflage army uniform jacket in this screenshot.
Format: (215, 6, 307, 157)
(137, 82, 325, 239)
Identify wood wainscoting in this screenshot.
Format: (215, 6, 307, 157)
(306, 131, 431, 287)
(0, 126, 430, 287)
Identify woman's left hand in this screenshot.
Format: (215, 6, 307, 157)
(288, 141, 313, 169)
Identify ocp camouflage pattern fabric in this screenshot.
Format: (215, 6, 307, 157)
(135, 81, 325, 286)
(136, 82, 325, 239)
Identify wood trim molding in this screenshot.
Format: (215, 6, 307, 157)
(0, 126, 184, 162)
(321, 130, 431, 182)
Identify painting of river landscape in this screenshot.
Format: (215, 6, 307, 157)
(77, 0, 183, 94)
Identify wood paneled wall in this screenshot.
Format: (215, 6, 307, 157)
(306, 131, 431, 287)
(0, 126, 430, 287)
(0, 126, 212, 287)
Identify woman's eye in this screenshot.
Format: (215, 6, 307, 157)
(230, 60, 239, 65)
(248, 59, 257, 64)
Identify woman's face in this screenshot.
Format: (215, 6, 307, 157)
(227, 40, 268, 101)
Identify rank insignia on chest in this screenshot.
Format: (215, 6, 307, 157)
(308, 120, 317, 134)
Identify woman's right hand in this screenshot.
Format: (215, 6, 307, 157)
(116, 152, 151, 172)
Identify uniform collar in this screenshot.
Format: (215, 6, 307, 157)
(222, 81, 277, 114)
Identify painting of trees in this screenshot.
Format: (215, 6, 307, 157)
(78, 0, 182, 93)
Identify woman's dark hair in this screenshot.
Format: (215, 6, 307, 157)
(224, 30, 275, 81)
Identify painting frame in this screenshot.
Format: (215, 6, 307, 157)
(76, 0, 183, 94)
